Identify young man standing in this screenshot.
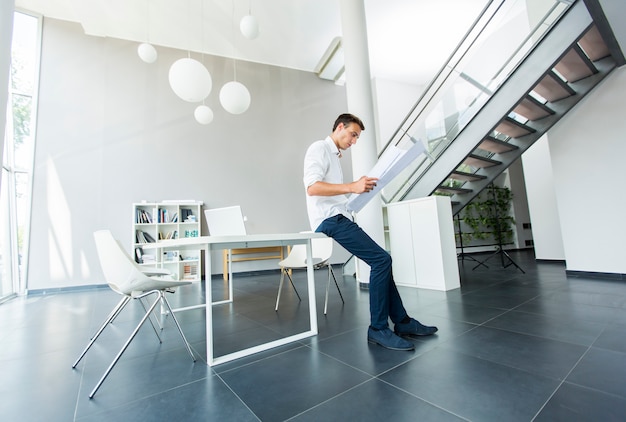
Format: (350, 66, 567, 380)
(303, 113, 438, 351)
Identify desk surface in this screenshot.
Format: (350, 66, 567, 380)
(143, 232, 326, 251)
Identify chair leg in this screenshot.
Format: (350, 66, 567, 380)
(72, 296, 131, 368)
(275, 269, 286, 311)
(139, 296, 163, 343)
(324, 267, 330, 315)
(324, 265, 344, 315)
(89, 291, 162, 399)
(107, 296, 129, 328)
(330, 265, 344, 303)
(275, 269, 302, 311)
(160, 292, 196, 362)
(286, 272, 301, 301)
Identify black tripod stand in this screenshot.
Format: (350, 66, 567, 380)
(472, 185, 525, 273)
(456, 214, 487, 268)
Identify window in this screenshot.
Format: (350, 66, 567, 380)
(1, 11, 40, 301)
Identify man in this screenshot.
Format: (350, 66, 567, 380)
(303, 113, 438, 351)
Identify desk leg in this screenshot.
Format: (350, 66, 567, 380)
(228, 249, 234, 302)
(205, 247, 214, 365)
(203, 239, 318, 367)
(306, 239, 318, 335)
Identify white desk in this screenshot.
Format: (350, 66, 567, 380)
(144, 232, 326, 366)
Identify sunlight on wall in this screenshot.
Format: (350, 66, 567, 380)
(80, 250, 91, 279)
(46, 158, 73, 282)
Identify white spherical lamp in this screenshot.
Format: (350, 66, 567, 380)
(219, 81, 251, 114)
(168, 58, 212, 102)
(194, 105, 214, 125)
(137, 43, 158, 63)
(240, 15, 259, 40)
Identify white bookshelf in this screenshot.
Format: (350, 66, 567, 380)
(132, 201, 203, 281)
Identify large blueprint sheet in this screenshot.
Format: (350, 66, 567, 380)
(346, 140, 426, 213)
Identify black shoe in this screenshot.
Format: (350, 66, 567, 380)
(394, 318, 438, 337)
(367, 327, 414, 351)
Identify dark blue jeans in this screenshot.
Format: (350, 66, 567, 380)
(316, 214, 408, 330)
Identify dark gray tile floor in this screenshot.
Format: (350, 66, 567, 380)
(2, 249, 626, 421)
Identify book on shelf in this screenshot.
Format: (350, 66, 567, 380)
(181, 208, 193, 221)
(135, 209, 153, 224)
(183, 263, 198, 280)
(134, 247, 143, 264)
(163, 250, 179, 262)
(136, 230, 156, 243)
(142, 254, 156, 264)
(158, 230, 178, 240)
(158, 209, 167, 223)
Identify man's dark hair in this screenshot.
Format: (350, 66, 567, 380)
(332, 113, 365, 132)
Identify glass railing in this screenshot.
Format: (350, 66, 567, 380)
(381, 0, 574, 203)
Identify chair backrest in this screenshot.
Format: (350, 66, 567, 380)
(93, 230, 151, 295)
(204, 206, 247, 236)
(281, 233, 333, 269)
(311, 236, 333, 262)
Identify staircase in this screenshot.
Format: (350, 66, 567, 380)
(380, 0, 620, 216)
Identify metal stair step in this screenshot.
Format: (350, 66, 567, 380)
(477, 136, 519, 154)
(555, 45, 598, 83)
(436, 186, 473, 195)
(494, 117, 536, 138)
(532, 71, 575, 102)
(448, 171, 487, 182)
(578, 25, 610, 61)
(463, 154, 502, 168)
(513, 96, 554, 121)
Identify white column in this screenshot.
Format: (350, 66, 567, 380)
(339, 0, 384, 286)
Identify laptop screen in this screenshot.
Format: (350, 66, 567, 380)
(204, 206, 247, 236)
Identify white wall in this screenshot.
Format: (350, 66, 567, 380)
(506, 158, 533, 249)
(546, 66, 626, 274)
(371, 77, 423, 149)
(522, 134, 565, 260)
(27, 18, 351, 290)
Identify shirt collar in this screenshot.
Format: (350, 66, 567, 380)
(325, 136, 342, 158)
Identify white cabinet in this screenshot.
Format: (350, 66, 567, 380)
(132, 201, 203, 281)
(386, 196, 460, 291)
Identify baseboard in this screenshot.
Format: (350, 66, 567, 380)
(27, 284, 109, 296)
(565, 270, 626, 281)
(535, 259, 566, 264)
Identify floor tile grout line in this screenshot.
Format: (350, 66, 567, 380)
(282, 378, 375, 421)
(72, 307, 96, 421)
(530, 325, 607, 421)
(376, 377, 472, 422)
(214, 372, 263, 421)
(214, 343, 310, 376)
(77, 377, 225, 422)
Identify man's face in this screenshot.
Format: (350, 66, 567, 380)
(336, 122, 361, 150)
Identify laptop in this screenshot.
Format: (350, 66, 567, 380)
(204, 206, 247, 236)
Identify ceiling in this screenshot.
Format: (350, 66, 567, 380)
(14, 0, 488, 86)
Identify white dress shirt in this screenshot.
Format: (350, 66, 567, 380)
(303, 136, 353, 230)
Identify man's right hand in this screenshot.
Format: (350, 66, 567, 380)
(352, 176, 378, 194)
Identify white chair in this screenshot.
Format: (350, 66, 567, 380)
(72, 230, 196, 399)
(275, 235, 344, 315)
